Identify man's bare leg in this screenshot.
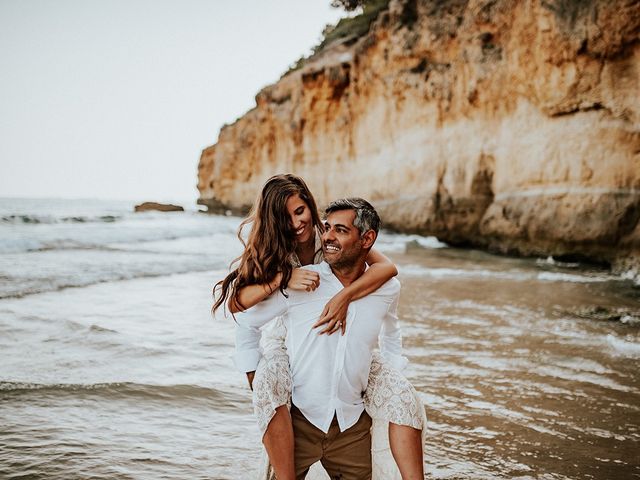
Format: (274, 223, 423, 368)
(389, 423, 423, 480)
(263, 405, 295, 480)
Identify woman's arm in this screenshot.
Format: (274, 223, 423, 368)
(228, 275, 282, 314)
(313, 247, 398, 334)
(228, 269, 321, 313)
(350, 248, 398, 301)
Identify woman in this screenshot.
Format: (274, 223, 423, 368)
(214, 174, 425, 480)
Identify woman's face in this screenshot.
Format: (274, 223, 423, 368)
(286, 193, 313, 243)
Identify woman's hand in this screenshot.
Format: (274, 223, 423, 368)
(287, 268, 320, 292)
(313, 289, 352, 335)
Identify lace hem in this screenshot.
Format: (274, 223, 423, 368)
(253, 349, 426, 480)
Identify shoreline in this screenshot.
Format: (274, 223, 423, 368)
(197, 198, 640, 287)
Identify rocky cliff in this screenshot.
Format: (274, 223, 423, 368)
(197, 0, 640, 277)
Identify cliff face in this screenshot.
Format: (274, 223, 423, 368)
(197, 0, 640, 274)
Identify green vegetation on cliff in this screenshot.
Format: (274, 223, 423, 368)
(318, 0, 391, 50)
(285, 0, 390, 76)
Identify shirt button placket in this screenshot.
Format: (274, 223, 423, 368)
(334, 304, 355, 429)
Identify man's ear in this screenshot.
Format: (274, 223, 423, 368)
(361, 230, 377, 249)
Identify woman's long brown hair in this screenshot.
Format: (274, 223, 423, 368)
(212, 174, 322, 315)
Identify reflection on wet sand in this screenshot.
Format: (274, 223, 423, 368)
(397, 246, 639, 479)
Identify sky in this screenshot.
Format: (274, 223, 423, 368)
(0, 0, 347, 204)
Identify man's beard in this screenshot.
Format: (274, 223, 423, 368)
(324, 241, 363, 269)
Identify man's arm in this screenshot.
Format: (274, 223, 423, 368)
(233, 293, 288, 388)
(378, 281, 408, 371)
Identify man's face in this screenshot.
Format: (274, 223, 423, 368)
(321, 209, 365, 268)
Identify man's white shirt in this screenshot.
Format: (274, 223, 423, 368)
(233, 261, 406, 434)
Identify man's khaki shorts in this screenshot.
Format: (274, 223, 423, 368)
(291, 404, 372, 480)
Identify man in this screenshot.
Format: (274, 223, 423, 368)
(234, 198, 405, 479)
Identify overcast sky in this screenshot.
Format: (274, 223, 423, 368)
(0, 0, 346, 203)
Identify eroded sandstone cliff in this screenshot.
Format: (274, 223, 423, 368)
(197, 0, 640, 276)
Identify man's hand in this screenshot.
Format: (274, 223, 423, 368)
(313, 289, 351, 335)
(287, 268, 320, 292)
(246, 371, 256, 390)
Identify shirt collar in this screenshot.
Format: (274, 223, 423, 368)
(319, 260, 370, 290)
(318, 261, 343, 290)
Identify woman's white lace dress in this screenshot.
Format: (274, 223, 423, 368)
(254, 247, 427, 479)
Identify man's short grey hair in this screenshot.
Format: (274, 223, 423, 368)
(324, 197, 380, 235)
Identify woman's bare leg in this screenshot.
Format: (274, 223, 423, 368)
(262, 405, 295, 480)
(389, 422, 424, 480)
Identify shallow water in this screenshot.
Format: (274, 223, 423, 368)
(0, 198, 638, 479)
(397, 247, 639, 479)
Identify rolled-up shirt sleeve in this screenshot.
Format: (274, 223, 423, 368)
(379, 287, 408, 371)
(232, 293, 288, 373)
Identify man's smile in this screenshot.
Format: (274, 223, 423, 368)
(324, 243, 340, 253)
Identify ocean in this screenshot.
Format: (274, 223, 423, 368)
(0, 197, 638, 479)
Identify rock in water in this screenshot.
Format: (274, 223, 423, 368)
(134, 202, 184, 212)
